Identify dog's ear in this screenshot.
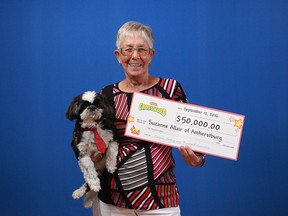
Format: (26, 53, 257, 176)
(101, 95, 115, 118)
(65, 95, 82, 121)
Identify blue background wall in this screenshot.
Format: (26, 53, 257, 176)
(1, 0, 287, 215)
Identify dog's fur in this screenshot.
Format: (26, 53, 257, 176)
(66, 91, 118, 209)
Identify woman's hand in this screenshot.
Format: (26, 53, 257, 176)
(90, 151, 104, 163)
(178, 146, 205, 167)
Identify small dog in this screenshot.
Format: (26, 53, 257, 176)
(66, 91, 118, 209)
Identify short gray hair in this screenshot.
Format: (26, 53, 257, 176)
(115, 21, 154, 49)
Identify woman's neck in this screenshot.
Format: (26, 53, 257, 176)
(119, 75, 159, 92)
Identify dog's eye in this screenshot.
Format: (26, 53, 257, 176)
(83, 101, 90, 105)
(79, 102, 92, 111)
(92, 102, 102, 108)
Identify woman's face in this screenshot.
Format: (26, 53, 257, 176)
(114, 35, 155, 79)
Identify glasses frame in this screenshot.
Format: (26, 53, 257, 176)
(118, 47, 152, 57)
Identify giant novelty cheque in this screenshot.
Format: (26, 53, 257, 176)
(125, 92, 245, 160)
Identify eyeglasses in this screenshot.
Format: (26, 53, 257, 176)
(119, 47, 152, 56)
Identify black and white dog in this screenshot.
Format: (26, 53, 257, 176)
(66, 91, 118, 208)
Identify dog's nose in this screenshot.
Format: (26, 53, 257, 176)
(88, 106, 96, 111)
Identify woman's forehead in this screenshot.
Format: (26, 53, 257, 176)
(120, 35, 149, 47)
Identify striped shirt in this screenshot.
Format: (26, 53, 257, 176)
(99, 78, 188, 210)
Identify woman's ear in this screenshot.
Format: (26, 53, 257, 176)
(150, 49, 155, 57)
(114, 50, 121, 64)
(149, 49, 155, 64)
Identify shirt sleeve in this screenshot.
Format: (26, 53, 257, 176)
(172, 81, 188, 103)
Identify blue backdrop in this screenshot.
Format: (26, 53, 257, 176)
(1, 1, 287, 215)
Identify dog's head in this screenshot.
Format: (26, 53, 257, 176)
(66, 91, 114, 128)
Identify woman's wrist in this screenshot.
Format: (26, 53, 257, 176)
(196, 153, 205, 167)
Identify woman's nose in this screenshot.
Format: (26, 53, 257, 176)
(131, 49, 140, 58)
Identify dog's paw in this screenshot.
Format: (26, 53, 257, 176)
(89, 184, 101, 192)
(83, 199, 93, 208)
(107, 165, 117, 174)
(87, 179, 101, 192)
(72, 189, 85, 199)
(83, 191, 96, 208)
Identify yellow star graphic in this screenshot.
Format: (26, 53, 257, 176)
(130, 125, 140, 134)
(128, 115, 134, 123)
(234, 119, 243, 129)
(229, 116, 235, 122)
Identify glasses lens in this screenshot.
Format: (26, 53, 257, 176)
(138, 48, 149, 55)
(120, 48, 150, 56)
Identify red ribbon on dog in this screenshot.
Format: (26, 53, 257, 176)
(77, 126, 107, 154)
(92, 128, 106, 154)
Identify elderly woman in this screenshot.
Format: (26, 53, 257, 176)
(97, 21, 205, 216)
